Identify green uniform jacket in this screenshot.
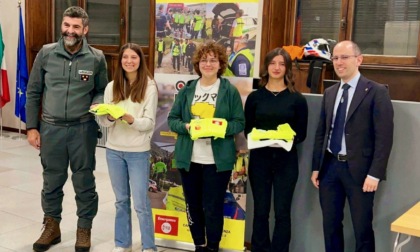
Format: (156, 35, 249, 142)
(26, 38, 108, 129)
(154, 161, 167, 173)
(168, 78, 245, 172)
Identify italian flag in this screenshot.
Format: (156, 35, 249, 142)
(0, 25, 10, 108)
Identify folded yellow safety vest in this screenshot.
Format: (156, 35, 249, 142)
(89, 104, 126, 120)
(249, 123, 296, 141)
(189, 118, 228, 140)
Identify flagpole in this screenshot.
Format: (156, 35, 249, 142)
(18, 1, 22, 140)
(0, 106, 9, 139)
(0, 22, 8, 139)
(0, 106, 3, 138)
(0, 31, 8, 139)
(12, 0, 28, 141)
(16, 0, 24, 140)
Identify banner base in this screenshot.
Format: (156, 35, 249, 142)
(155, 238, 246, 252)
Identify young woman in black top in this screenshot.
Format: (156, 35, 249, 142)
(244, 48, 308, 252)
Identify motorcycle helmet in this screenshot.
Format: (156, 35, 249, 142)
(304, 38, 331, 61)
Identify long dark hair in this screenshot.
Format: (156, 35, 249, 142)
(112, 43, 154, 103)
(260, 47, 296, 93)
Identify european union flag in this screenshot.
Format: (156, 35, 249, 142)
(15, 6, 28, 123)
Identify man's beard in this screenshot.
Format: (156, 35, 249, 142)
(62, 32, 83, 47)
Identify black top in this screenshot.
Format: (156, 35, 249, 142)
(244, 87, 308, 144)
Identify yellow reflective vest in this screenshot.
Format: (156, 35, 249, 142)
(172, 44, 181, 56)
(232, 17, 244, 37)
(194, 15, 203, 31)
(224, 48, 254, 77)
(157, 41, 164, 52)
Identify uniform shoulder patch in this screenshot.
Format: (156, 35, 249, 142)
(238, 63, 247, 76)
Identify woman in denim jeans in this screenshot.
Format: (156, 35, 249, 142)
(98, 43, 158, 252)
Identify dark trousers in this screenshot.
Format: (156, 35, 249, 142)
(248, 147, 299, 252)
(186, 56, 193, 73)
(179, 162, 231, 250)
(192, 30, 199, 39)
(319, 152, 375, 252)
(40, 120, 99, 229)
(173, 55, 180, 71)
(157, 51, 163, 67)
(156, 30, 165, 38)
(212, 29, 220, 40)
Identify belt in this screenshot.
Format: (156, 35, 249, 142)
(327, 151, 347, 162)
(42, 115, 95, 126)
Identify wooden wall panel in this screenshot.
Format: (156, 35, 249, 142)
(260, 0, 286, 65)
(24, 0, 420, 103)
(149, 2, 156, 75)
(361, 68, 420, 102)
(25, 0, 53, 72)
(260, 0, 296, 74)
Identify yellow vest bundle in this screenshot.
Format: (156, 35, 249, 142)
(189, 118, 228, 140)
(250, 123, 296, 141)
(247, 123, 296, 151)
(89, 104, 126, 120)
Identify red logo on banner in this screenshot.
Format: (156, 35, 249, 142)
(175, 81, 185, 91)
(155, 215, 179, 236)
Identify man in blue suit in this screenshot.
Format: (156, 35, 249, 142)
(311, 40, 394, 252)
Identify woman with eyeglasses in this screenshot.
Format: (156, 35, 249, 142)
(167, 42, 245, 252)
(244, 47, 308, 252)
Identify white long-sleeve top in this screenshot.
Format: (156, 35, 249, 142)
(98, 79, 158, 152)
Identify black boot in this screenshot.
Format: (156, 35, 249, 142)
(207, 242, 219, 252)
(195, 245, 207, 252)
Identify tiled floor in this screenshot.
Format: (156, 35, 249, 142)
(0, 132, 188, 252)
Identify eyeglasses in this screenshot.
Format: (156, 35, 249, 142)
(331, 55, 359, 62)
(199, 58, 219, 65)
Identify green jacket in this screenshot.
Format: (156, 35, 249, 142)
(168, 78, 245, 172)
(26, 38, 108, 129)
(154, 161, 167, 173)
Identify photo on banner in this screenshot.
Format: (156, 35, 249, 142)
(154, 0, 259, 78)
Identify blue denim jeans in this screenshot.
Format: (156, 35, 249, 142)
(106, 149, 156, 251)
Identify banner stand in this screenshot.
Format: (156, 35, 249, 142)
(152, 1, 260, 251)
(155, 238, 194, 251)
(155, 238, 245, 252)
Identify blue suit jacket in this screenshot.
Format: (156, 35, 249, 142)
(312, 75, 394, 184)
